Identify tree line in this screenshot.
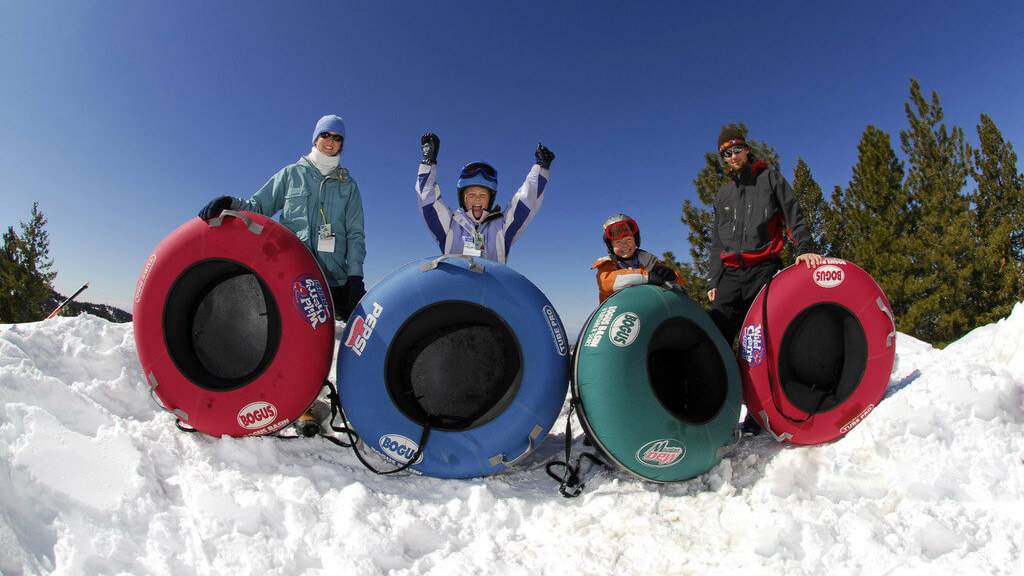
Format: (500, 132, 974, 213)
(664, 79, 1024, 347)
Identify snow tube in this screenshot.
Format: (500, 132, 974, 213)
(133, 210, 335, 437)
(337, 255, 569, 479)
(740, 258, 896, 445)
(572, 285, 741, 483)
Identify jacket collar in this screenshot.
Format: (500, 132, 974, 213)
(730, 160, 769, 185)
(298, 156, 348, 181)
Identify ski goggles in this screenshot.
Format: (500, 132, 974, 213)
(603, 219, 639, 242)
(318, 132, 344, 142)
(459, 162, 498, 182)
(721, 145, 747, 159)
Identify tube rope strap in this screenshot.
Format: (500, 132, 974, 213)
(762, 272, 841, 431)
(327, 379, 431, 475)
(545, 401, 608, 498)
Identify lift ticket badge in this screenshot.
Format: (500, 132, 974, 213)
(293, 274, 330, 330)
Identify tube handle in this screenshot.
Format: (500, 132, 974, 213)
(421, 254, 485, 273)
(208, 209, 264, 235)
(758, 410, 793, 443)
(147, 372, 190, 422)
(876, 297, 896, 348)
(489, 425, 543, 467)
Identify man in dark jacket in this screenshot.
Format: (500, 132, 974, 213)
(707, 127, 823, 434)
(707, 127, 823, 345)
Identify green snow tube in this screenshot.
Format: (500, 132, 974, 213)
(572, 285, 741, 482)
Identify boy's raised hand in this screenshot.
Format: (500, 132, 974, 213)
(421, 133, 440, 165)
(535, 143, 555, 169)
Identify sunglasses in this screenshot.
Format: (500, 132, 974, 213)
(460, 162, 498, 182)
(721, 145, 747, 159)
(604, 219, 639, 242)
(318, 132, 343, 142)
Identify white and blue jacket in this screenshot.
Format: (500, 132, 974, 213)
(415, 162, 549, 264)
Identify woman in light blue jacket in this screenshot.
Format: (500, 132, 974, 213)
(199, 115, 366, 319)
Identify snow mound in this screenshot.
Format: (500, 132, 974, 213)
(2, 308, 1023, 575)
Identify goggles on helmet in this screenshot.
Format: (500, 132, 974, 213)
(459, 162, 498, 182)
(603, 218, 639, 242)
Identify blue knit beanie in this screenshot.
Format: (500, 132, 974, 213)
(312, 115, 346, 144)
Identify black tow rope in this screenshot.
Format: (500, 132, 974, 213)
(326, 379, 431, 476)
(545, 401, 608, 498)
(270, 380, 351, 443)
(169, 379, 427, 475)
(269, 379, 429, 475)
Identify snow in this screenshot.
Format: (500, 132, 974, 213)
(2, 306, 1023, 575)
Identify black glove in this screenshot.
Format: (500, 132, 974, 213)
(198, 196, 236, 221)
(649, 265, 677, 286)
(421, 133, 440, 165)
(340, 276, 366, 320)
(535, 143, 555, 169)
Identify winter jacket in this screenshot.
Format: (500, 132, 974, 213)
(235, 157, 365, 287)
(709, 161, 814, 288)
(415, 162, 548, 263)
(593, 250, 683, 304)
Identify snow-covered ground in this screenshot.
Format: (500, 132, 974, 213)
(1, 305, 1023, 576)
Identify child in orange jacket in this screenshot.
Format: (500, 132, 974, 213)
(592, 213, 683, 303)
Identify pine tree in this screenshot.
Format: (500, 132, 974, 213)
(1, 228, 30, 322)
(787, 159, 827, 260)
(679, 123, 780, 304)
(1, 230, 18, 322)
(827, 126, 913, 324)
(970, 113, 1024, 325)
(899, 79, 973, 346)
(20, 202, 57, 288)
(0, 203, 58, 322)
(822, 185, 845, 257)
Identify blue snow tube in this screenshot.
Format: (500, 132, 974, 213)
(337, 255, 570, 479)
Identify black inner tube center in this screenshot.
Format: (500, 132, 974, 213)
(647, 317, 728, 425)
(385, 301, 522, 431)
(163, 259, 281, 391)
(777, 303, 867, 414)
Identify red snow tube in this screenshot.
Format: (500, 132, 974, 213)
(739, 259, 896, 445)
(133, 210, 335, 437)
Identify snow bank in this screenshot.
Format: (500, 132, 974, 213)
(2, 305, 1023, 575)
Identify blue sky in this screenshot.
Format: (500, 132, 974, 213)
(2, 1, 1021, 335)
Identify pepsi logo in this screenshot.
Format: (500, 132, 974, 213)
(344, 302, 384, 356)
(345, 316, 366, 347)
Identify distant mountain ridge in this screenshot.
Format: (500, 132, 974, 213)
(45, 290, 132, 323)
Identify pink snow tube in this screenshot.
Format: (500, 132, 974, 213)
(739, 259, 896, 445)
(133, 211, 335, 437)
